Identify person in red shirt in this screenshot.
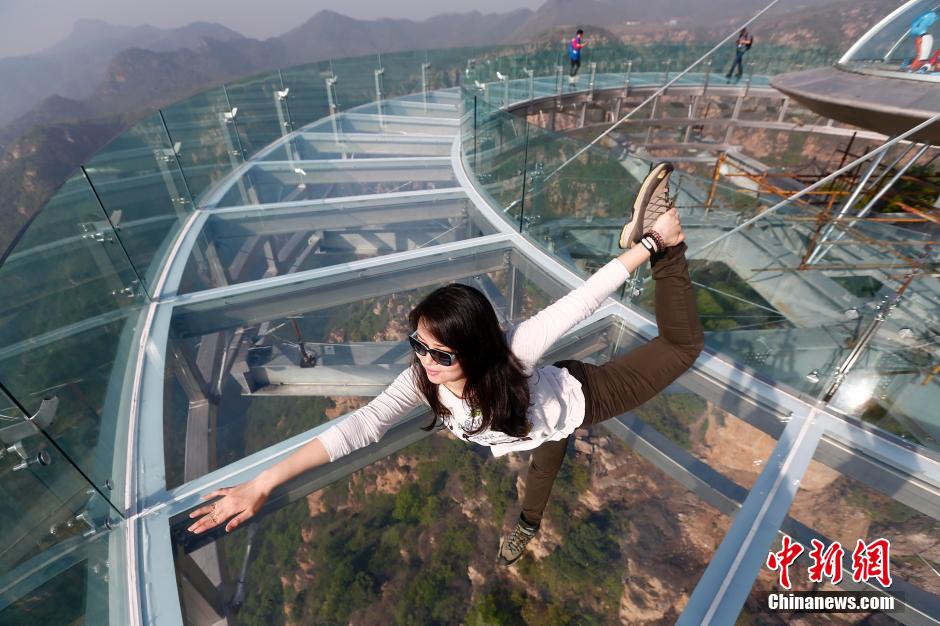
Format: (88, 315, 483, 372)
(569, 29, 586, 83)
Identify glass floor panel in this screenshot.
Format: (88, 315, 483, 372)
(303, 114, 459, 136)
(178, 196, 490, 294)
(213, 162, 459, 208)
(259, 133, 453, 161)
(608, 332, 780, 492)
(171, 406, 731, 625)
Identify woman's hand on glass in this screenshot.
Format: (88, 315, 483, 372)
(652, 208, 684, 248)
(187, 479, 270, 534)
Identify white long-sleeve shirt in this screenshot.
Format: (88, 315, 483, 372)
(317, 258, 631, 460)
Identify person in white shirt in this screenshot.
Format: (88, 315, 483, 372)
(188, 162, 703, 566)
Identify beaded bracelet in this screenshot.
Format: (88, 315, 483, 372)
(645, 230, 666, 252)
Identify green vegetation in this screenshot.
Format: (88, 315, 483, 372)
(634, 393, 708, 451)
(205, 432, 666, 625)
(843, 481, 920, 526)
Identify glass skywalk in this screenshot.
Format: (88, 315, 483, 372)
(0, 37, 936, 626)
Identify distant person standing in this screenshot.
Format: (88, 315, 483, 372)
(569, 29, 586, 85)
(726, 28, 753, 83)
(908, 9, 937, 72)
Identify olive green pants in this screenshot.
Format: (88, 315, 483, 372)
(520, 243, 704, 525)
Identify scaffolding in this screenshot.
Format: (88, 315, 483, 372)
(698, 137, 940, 274)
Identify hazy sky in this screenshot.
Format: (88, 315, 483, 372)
(0, 0, 544, 58)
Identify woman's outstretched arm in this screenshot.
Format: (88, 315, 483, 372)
(188, 367, 423, 534)
(186, 438, 330, 534)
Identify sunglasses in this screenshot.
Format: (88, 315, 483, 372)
(408, 331, 457, 367)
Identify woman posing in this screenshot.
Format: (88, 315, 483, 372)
(188, 162, 704, 566)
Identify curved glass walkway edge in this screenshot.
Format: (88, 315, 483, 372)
(0, 51, 937, 626)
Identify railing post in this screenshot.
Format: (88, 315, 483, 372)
(220, 84, 253, 203)
(588, 62, 597, 100)
(525, 68, 534, 101)
(663, 58, 672, 87)
(777, 97, 790, 123)
(624, 60, 633, 96)
(421, 61, 431, 112)
(473, 95, 478, 172)
(325, 74, 340, 144)
(554, 65, 563, 96)
(274, 70, 292, 138)
(703, 58, 712, 96)
(374, 66, 386, 128)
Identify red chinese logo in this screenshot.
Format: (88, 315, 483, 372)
(808, 538, 844, 584)
(766, 536, 893, 589)
(851, 538, 893, 587)
(766, 534, 804, 589)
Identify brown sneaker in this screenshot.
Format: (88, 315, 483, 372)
(619, 162, 674, 249)
(497, 516, 539, 566)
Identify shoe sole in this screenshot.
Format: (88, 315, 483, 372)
(619, 162, 674, 249)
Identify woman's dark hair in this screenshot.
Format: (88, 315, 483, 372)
(408, 283, 531, 437)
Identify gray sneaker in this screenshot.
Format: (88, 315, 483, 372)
(619, 161, 674, 249)
(498, 516, 539, 566)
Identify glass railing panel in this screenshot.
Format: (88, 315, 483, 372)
(740, 446, 937, 622)
(385, 45, 473, 106)
(83, 112, 195, 297)
(166, 248, 559, 486)
(425, 46, 490, 95)
(0, 525, 127, 626)
(279, 62, 332, 131)
(224, 71, 287, 160)
(162, 86, 247, 205)
(329, 55, 382, 115)
(520, 117, 641, 267)
(0, 388, 114, 576)
(0, 172, 145, 510)
(463, 93, 528, 226)
(372, 50, 427, 101)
